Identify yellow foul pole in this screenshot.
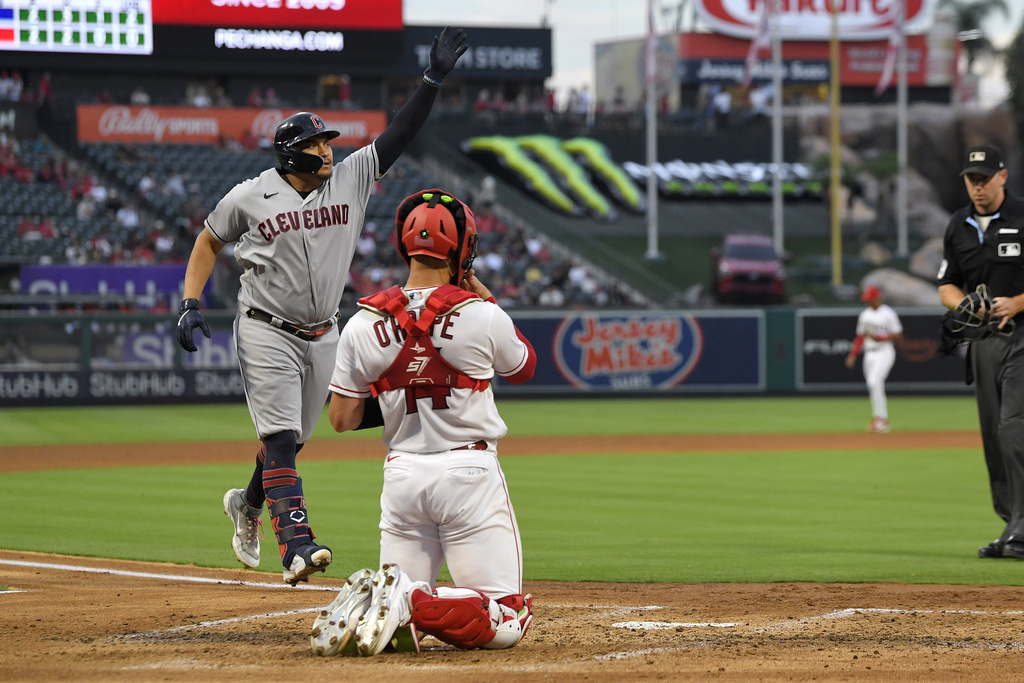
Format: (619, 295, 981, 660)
(829, 0, 842, 286)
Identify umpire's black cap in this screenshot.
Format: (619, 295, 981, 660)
(960, 144, 1005, 177)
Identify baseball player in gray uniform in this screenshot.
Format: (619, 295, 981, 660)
(309, 189, 537, 657)
(176, 27, 469, 585)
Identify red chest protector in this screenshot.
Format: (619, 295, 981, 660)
(358, 285, 490, 397)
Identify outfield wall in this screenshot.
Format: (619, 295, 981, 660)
(0, 306, 969, 406)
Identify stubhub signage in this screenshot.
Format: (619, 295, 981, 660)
(21, 264, 188, 297)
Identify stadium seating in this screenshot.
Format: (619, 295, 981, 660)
(4, 135, 646, 308)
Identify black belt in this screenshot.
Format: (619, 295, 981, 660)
(245, 308, 340, 341)
(453, 440, 488, 451)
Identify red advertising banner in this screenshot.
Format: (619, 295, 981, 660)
(151, 0, 402, 30)
(76, 105, 387, 146)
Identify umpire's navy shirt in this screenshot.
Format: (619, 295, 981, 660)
(938, 191, 1024, 305)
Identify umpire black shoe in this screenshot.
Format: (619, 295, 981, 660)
(1002, 540, 1024, 559)
(977, 539, 1005, 558)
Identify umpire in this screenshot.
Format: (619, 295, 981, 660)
(937, 144, 1024, 559)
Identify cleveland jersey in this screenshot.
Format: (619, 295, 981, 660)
(330, 286, 534, 453)
(204, 144, 380, 327)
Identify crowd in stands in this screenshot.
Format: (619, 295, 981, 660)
(3, 133, 643, 311)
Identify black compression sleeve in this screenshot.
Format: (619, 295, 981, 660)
(374, 83, 439, 172)
(354, 396, 385, 431)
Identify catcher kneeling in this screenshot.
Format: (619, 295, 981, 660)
(313, 187, 538, 656)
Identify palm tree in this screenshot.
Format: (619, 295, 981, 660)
(937, 0, 1011, 72)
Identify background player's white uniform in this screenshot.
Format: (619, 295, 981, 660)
(855, 303, 902, 423)
(206, 146, 378, 441)
(329, 286, 532, 597)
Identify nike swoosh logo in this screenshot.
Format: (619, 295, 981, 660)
(386, 453, 400, 462)
(264, 192, 278, 199)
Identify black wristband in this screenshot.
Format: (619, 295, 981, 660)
(179, 298, 200, 314)
(422, 69, 443, 88)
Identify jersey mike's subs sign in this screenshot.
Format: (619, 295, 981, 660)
(151, 0, 402, 30)
(695, 0, 930, 40)
(76, 105, 386, 146)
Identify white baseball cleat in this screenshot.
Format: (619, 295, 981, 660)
(355, 564, 420, 656)
(283, 544, 332, 586)
(223, 488, 262, 568)
(310, 568, 375, 656)
(867, 417, 890, 433)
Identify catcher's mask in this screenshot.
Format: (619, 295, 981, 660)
(395, 189, 478, 285)
(951, 283, 993, 333)
(273, 112, 340, 174)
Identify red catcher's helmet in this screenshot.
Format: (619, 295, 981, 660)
(395, 189, 478, 285)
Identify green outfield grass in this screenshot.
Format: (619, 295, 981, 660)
(0, 395, 981, 446)
(3, 396, 1015, 586)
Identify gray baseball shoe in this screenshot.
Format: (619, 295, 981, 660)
(311, 568, 375, 656)
(222, 488, 262, 568)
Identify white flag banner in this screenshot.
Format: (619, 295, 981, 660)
(646, 0, 657, 87)
(743, 0, 771, 89)
(874, 0, 904, 97)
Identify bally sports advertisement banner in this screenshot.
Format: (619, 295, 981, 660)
(77, 104, 386, 147)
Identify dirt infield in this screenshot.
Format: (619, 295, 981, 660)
(5, 430, 1023, 682)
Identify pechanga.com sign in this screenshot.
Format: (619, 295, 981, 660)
(695, 0, 931, 41)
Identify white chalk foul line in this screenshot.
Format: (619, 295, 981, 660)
(0, 558, 343, 592)
(754, 607, 1024, 633)
(599, 606, 1024, 660)
(614, 621, 741, 629)
(120, 607, 322, 640)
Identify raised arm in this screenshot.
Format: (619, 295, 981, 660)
(375, 26, 468, 172)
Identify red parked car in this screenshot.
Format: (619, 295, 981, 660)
(710, 233, 788, 304)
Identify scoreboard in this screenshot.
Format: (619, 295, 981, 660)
(0, 1, 153, 55)
(0, 0, 403, 71)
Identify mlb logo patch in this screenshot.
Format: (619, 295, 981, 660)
(998, 243, 1021, 257)
(970, 151, 987, 162)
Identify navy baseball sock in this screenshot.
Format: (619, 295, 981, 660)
(244, 440, 305, 509)
(261, 432, 317, 566)
(243, 443, 267, 509)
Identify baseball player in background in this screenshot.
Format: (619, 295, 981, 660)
(845, 285, 903, 433)
(176, 27, 469, 585)
(310, 189, 537, 657)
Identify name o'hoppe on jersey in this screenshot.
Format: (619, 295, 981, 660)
(256, 204, 350, 242)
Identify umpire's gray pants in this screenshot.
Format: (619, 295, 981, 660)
(971, 321, 1024, 542)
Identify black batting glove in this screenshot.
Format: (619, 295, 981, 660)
(177, 298, 210, 352)
(423, 26, 468, 87)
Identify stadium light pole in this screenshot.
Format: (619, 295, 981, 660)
(829, 0, 842, 286)
(644, 0, 663, 261)
(896, 0, 908, 257)
(770, 0, 784, 256)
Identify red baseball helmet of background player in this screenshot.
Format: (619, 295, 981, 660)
(861, 285, 881, 302)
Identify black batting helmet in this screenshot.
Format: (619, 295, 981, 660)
(273, 112, 340, 174)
